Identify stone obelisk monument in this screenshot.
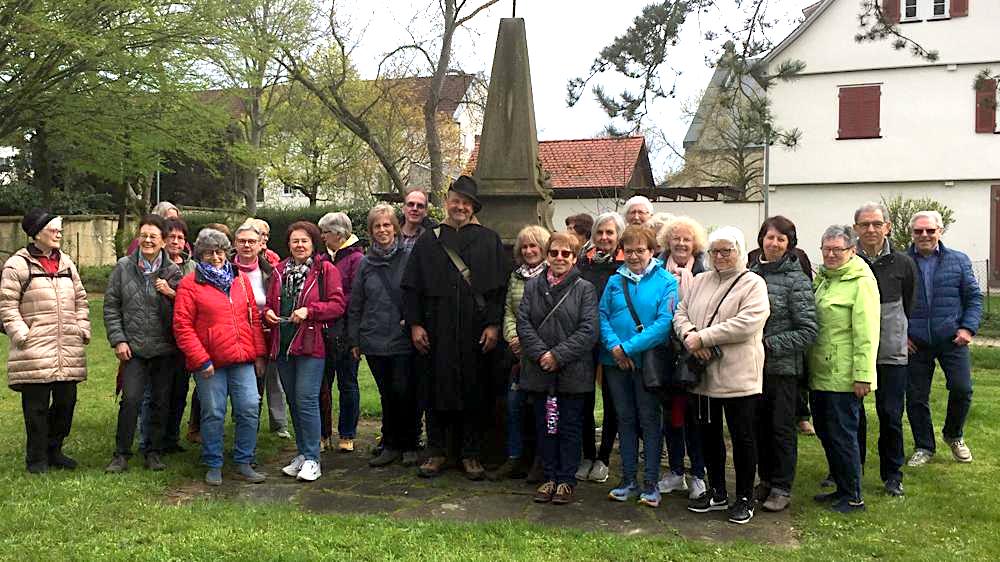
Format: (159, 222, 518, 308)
(473, 18, 554, 244)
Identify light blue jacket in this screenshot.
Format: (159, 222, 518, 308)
(598, 258, 678, 367)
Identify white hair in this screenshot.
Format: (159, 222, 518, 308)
(909, 210, 944, 231)
(591, 212, 625, 242)
(706, 225, 747, 269)
(822, 224, 859, 248)
(44, 216, 63, 231)
(624, 195, 654, 214)
(853, 201, 890, 224)
(318, 212, 352, 237)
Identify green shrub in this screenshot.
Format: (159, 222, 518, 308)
(79, 265, 114, 294)
(881, 195, 955, 251)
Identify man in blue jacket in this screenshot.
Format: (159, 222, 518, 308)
(905, 211, 983, 466)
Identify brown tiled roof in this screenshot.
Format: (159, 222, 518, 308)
(464, 136, 650, 189)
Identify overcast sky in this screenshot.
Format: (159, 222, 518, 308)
(337, 0, 817, 181)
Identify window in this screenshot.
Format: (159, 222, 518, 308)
(903, 0, 918, 19)
(256, 185, 265, 203)
(281, 184, 294, 197)
(976, 79, 997, 134)
(932, 0, 948, 17)
(838, 85, 882, 140)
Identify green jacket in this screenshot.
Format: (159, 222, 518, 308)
(808, 255, 880, 392)
(503, 270, 528, 343)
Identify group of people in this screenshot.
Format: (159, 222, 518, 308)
(0, 181, 982, 526)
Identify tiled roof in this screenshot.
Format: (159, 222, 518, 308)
(465, 136, 649, 189)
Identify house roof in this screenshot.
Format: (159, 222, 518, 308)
(763, 0, 836, 66)
(464, 136, 653, 189)
(682, 63, 765, 149)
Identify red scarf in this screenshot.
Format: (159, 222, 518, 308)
(234, 256, 259, 273)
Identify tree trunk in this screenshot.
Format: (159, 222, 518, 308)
(424, 1, 457, 194)
(31, 123, 55, 206)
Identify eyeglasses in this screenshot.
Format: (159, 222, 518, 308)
(708, 248, 735, 257)
(912, 228, 938, 236)
(405, 202, 426, 209)
(548, 249, 574, 259)
(855, 221, 886, 230)
(820, 246, 852, 255)
(138, 234, 161, 241)
(236, 239, 258, 246)
(623, 248, 649, 257)
(202, 249, 228, 257)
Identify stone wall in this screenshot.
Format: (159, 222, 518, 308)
(0, 215, 124, 267)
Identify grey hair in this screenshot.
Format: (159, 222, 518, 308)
(151, 201, 179, 218)
(318, 212, 352, 237)
(193, 228, 232, 259)
(909, 210, 944, 230)
(234, 222, 261, 239)
(591, 211, 626, 242)
(854, 201, 890, 224)
(404, 187, 429, 202)
(822, 225, 859, 248)
(624, 195, 654, 214)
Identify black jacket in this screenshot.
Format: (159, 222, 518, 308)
(859, 242, 918, 365)
(516, 267, 599, 395)
(104, 249, 183, 358)
(749, 252, 818, 376)
(348, 243, 413, 356)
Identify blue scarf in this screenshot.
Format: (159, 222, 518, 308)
(618, 257, 660, 284)
(197, 260, 235, 294)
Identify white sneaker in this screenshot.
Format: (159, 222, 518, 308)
(688, 477, 707, 500)
(297, 459, 321, 482)
(281, 454, 305, 477)
(907, 449, 934, 467)
(657, 472, 688, 494)
(589, 460, 610, 483)
(575, 459, 594, 482)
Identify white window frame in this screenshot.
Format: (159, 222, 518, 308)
(930, 0, 949, 19)
(901, 0, 919, 21)
(281, 184, 295, 197)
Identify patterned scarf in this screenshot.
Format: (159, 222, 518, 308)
(546, 266, 569, 287)
(517, 262, 546, 280)
(591, 249, 617, 264)
(197, 260, 235, 294)
(282, 257, 313, 304)
(371, 237, 400, 259)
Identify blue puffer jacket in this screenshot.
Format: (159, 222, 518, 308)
(598, 258, 678, 368)
(906, 242, 983, 345)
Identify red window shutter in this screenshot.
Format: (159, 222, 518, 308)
(951, 0, 969, 17)
(839, 85, 881, 139)
(976, 79, 997, 134)
(882, 0, 901, 23)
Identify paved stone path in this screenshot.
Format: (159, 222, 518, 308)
(167, 421, 797, 546)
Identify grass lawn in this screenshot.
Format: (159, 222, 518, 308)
(0, 299, 997, 560)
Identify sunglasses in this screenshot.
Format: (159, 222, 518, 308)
(405, 202, 426, 209)
(548, 249, 574, 259)
(912, 228, 938, 235)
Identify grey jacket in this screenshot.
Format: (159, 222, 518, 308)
(347, 243, 413, 356)
(516, 267, 599, 394)
(104, 250, 183, 359)
(749, 252, 818, 377)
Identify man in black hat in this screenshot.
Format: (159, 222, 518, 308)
(402, 175, 509, 480)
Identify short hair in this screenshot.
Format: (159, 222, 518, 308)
(707, 226, 748, 269)
(547, 230, 581, 257)
(909, 210, 944, 231)
(286, 221, 324, 255)
(250, 218, 271, 235)
(404, 188, 429, 204)
(513, 225, 551, 265)
(756, 215, 799, 250)
(137, 214, 167, 237)
(234, 222, 262, 239)
(164, 217, 188, 239)
(151, 201, 180, 218)
(193, 228, 231, 259)
(854, 201, 890, 225)
(658, 216, 709, 256)
(624, 195, 654, 215)
(591, 212, 626, 242)
(203, 223, 232, 240)
(620, 225, 657, 251)
(821, 225, 859, 248)
(565, 213, 594, 238)
(367, 203, 400, 235)
(318, 212, 352, 237)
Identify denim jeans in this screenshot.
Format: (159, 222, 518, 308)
(258, 361, 288, 432)
(195, 362, 260, 468)
(876, 364, 907, 483)
(756, 376, 798, 493)
(812, 390, 863, 503)
(605, 365, 662, 486)
(532, 392, 585, 486)
(906, 341, 973, 452)
(367, 354, 419, 452)
(582, 366, 619, 465)
(320, 351, 360, 439)
(278, 355, 325, 462)
(662, 392, 705, 480)
(116, 355, 173, 457)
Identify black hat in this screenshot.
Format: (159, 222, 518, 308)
(22, 208, 57, 238)
(448, 175, 482, 213)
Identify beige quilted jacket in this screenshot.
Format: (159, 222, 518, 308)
(0, 248, 90, 387)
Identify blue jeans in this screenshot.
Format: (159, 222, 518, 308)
(321, 352, 360, 439)
(533, 392, 585, 486)
(194, 362, 260, 468)
(812, 391, 863, 503)
(663, 393, 705, 480)
(876, 364, 907, 482)
(506, 385, 525, 458)
(605, 365, 662, 486)
(906, 341, 973, 452)
(279, 355, 325, 461)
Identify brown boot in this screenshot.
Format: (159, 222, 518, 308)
(418, 456, 447, 478)
(462, 458, 486, 481)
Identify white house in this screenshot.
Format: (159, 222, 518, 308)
(763, 0, 1000, 279)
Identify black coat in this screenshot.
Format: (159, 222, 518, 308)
(104, 249, 183, 359)
(348, 244, 413, 357)
(516, 267, 599, 394)
(401, 222, 509, 411)
(749, 252, 819, 376)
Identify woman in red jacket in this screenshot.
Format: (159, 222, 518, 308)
(264, 221, 346, 482)
(173, 228, 267, 486)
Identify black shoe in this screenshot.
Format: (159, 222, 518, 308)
(487, 457, 526, 481)
(753, 482, 771, 502)
(105, 455, 129, 473)
(144, 452, 166, 471)
(884, 479, 905, 497)
(819, 474, 834, 488)
(727, 497, 755, 525)
(401, 451, 420, 467)
(163, 444, 186, 455)
(831, 497, 866, 513)
(26, 461, 48, 474)
(688, 490, 729, 513)
(813, 491, 841, 504)
(47, 449, 78, 470)
(369, 448, 401, 468)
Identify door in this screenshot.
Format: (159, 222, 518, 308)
(992, 185, 1000, 284)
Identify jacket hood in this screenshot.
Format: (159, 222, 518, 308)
(616, 257, 663, 280)
(818, 254, 869, 281)
(752, 251, 802, 275)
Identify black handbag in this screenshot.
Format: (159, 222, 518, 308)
(675, 271, 750, 387)
(620, 276, 671, 390)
